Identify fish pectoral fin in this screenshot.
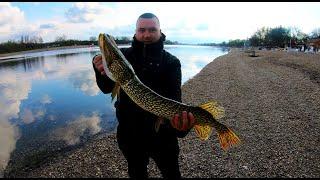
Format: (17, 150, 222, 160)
(199, 101, 225, 119)
(154, 117, 164, 133)
(111, 82, 121, 102)
(194, 124, 212, 141)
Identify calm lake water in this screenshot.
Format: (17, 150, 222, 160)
(0, 45, 228, 176)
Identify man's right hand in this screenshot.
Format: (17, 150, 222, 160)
(93, 55, 106, 75)
(170, 111, 195, 131)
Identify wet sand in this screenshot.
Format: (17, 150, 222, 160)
(4, 49, 320, 178)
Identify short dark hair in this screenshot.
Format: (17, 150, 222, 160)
(137, 13, 160, 26)
(139, 13, 158, 19)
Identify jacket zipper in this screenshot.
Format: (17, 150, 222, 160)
(143, 44, 146, 59)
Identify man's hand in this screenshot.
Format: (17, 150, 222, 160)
(170, 111, 196, 131)
(93, 55, 106, 75)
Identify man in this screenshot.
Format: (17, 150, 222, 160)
(92, 13, 195, 178)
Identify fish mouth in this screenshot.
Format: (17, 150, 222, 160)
(99, 33, 115, 66)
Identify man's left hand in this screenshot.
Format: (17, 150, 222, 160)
(170, 111, 196, 131)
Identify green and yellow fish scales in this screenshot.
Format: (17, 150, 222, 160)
(98, 33, 241, 151)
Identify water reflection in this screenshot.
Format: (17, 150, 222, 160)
(0, 70, 30, 176)
(165, 45, 228, 83)
(19, 94, 52, 125)
(40, 94, 52, 104)
(23, 57, 46, 72)
(50, 112, 102, 145)
(68, 69, 100, 96)
(0, 51, 108, 176)
(0, 45, 227, 177)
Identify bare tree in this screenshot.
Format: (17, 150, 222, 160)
(89, 36, 97, 41)
(310, 28, 320, 38)
(38, 36, 44, 43)
(55, 34, 67, 42)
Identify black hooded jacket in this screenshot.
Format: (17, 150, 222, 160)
(93, 33, 188, 139)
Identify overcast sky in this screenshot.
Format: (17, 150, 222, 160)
(1, 2, 320, 43)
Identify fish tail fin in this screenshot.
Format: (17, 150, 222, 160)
(111, 82, 121, 102)
(198, 100, 241, 150)
(216, 122, 241, 151)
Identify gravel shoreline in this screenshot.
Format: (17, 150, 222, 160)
(5, 49, 320, 178)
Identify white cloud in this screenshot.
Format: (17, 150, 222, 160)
(40, 94, 52, 104)
(0, 67, 62, 175)
(0, 71, 31, 119)
(0, 70, 31, 176)
(65, 2, 106, 23)
(30, 70, 46, 80)
(21, 108, 35, 124)
(0, 2, 26, 41)
(39, 23, 56, 29)
(0, 120, 20, 177)
(20, 107, 46, 124)
(178, 53, 211, 82)
(50, 113, 102, 145)
(0, 3, 67, 43)
(0, 3, 24, 25)
(0, 3, 52, 42)
(1, 2, 320, 43)
(68, 69, 100, 96)
(0, 55, 98, 175)
(34, 109, 45, 118)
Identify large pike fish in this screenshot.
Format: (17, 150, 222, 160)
(98, 33, 240, 151)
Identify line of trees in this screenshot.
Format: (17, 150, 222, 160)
(2, 26, 319, 54)
(0, 35, 133, 54)
(0, 34, 184, 54)
(199, 27, 320, 48)
(247, 26, 310, 48)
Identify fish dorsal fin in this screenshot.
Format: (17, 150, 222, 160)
(194, 124, 212, 141)
(111, 82, 121, 102)
(199, 101, 225, 119)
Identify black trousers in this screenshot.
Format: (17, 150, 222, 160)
(116, 124, 181, 179)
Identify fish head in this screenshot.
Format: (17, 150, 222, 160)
(98, 33, 135, 83)
(98, 33, 122, 71)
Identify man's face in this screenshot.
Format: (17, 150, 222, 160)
(135, 17, 161, 44)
